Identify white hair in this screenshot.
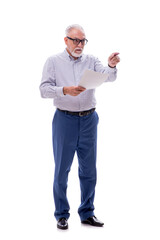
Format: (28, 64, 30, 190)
(65, 24, 85, 36)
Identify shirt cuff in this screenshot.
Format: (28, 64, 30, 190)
(55, 87, 65, 97)
(107, 65, 117, 72)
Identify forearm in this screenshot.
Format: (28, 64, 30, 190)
(94, 53, 119, 82)
(94, 59, 117, 82)
(39, 83, 64, 98)
(104, 65, 117, 82)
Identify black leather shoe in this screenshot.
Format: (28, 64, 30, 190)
(57, 218, 68, 230)
(81, 216, 104, 227)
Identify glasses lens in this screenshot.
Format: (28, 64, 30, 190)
(81, 39, 85, 45)
(85, 39, 88, 45)
(72, 38, 88, 45)
(73, 39, 80, 45)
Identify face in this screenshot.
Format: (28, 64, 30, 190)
(64, 28, 86, 59)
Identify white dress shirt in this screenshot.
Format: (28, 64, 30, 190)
(40, 49, 117, 111)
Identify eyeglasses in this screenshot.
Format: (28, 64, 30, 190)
(67, 36, 88, 45)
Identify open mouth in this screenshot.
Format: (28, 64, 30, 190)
(75, 48, 82, 53)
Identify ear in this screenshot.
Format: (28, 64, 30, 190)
(64, 37, 68, 45)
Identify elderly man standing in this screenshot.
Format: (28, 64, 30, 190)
(39, 24, 120, 230)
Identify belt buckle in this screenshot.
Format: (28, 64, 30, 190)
(79, 112, 84, 117)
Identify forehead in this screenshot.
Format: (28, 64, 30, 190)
(68, 28, 86, 39)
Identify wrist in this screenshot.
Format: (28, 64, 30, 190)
(108, 64, 116, 68)
(63, 87, 67, 95)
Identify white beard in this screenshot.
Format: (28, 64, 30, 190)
(71, 47, 83, 58)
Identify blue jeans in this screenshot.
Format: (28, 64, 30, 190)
(52, 109, 99, 221)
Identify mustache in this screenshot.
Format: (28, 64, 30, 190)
(74, 47, 83, 51)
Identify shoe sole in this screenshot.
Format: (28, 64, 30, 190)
(81, 221, 104, 227)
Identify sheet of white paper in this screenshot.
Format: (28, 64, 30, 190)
(79, 69, 108, 89)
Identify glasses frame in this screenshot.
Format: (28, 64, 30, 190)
(67, 36, 88, 45)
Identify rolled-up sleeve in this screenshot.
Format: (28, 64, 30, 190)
(39, 57, 64, 98)
(94, 57, 117, 82)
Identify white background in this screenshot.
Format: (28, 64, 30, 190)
(0, 0, 160, 239)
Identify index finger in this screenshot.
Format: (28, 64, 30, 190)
(110, 52, 120, 59)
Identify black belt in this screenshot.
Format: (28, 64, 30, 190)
(57, 108, 95, 117)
